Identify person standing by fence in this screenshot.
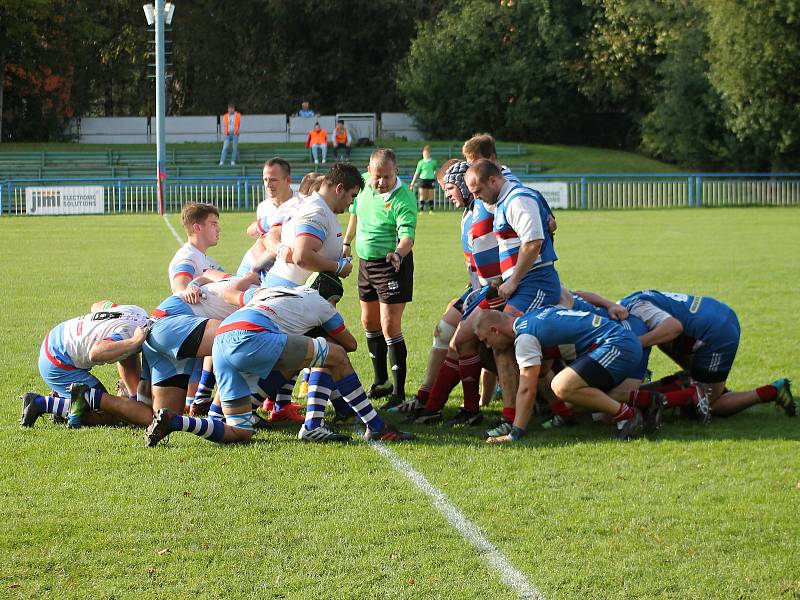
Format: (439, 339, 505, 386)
(410, 145, 438, 213)
(219, 103, 241, 166)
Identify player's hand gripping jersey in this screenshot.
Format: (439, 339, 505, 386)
(230, 286, 345, 336)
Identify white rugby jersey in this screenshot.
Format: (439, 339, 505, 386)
(168, 242, 224, 284)
(47, 305, 149, 369)
(253, 194, 303, 236)
(247, 286, 345, 336)
(266, 192, 343, 286)
(190, 279, 241, 320)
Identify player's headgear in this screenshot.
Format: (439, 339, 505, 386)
(443, 160, 472, 204)
(309, 271, 344, 303)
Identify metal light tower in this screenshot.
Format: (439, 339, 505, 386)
(143, 2, 175, 215)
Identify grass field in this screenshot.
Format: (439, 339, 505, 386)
(1, 206, 799, 599)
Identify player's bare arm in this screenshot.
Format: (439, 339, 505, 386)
(574, 289, 629, 320)
(88, 326, 149, 364)
(639, 317, 683, 348)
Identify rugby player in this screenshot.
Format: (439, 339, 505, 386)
(474, 307, 648, 442)
(618, 290, 794, 418)
(20, 302, 150, 428)
(401, 160, 503, 427)
(144, 274, 414, 446)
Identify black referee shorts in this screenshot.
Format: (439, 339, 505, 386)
(358, 251, 414, 304)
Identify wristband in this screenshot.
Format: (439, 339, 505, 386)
(392, 251, 404, 264)
(508, 426, 525, 441)
(188, 280, 202, 289)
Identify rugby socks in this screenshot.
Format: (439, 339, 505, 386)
(366, 330, 389, 386)
(458, 354, 482, 413)
(169, 413, 225, 442)
(82, 387, 104, 411)
(330, 389, 354, 417)
(629, 389, 653, 409)
(501, 406, 516, 423)
(549, 401, 575, 419)
(337, 373, 384, 432)
(208, 402, 225, 422)
(274, 374, 298, 411)
(305, 371, 333, 430)
(386, 334, 408, 397)
(415, 385, 431, 405)
(426, 357, 460, 411)
(193, 369, 216, 404)
(662, 386, 699, 408)
(756, 385, 778, 403)
(611, 403, 635, 422)
(35, 394, 70, 418)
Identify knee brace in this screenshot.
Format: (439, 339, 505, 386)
(432, 319, 456, 350)
(225, 410, 255, 431)
(309, 337, 330, 368)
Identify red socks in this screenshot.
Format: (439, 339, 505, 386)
(549, 401, 575, 418)
(415, 386, 430, 404)
(662, 386, 699, 408)
(756, 385, 777, 403)
(629, 389, 653, 409)
(459, 354, 482, 412)
(425, 358, 460, 411)
(502, 406, 516, 422)
(612, 404, 635, 422)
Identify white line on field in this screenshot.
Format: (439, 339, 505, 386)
(163, 213, 183, 244)
(370, 443, 545, 600)
(160, 216, 543, 600)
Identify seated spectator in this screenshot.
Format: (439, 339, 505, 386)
(297, 101, 316, 118)
(333, 120, 352, 161)
(306, 122, 328, 166)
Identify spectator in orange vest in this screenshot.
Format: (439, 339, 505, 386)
(333, 119, 351, 161)
(306, 122, 328, 166)
(219, 103, 241, 166)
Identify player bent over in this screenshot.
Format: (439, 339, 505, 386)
(145, 282, 414, 446)
(619, 290, 794, 419)
(474, 307, 648, 442)
(21, 302, 150, 428)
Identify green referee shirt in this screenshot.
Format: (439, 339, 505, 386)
(414, 157, 438, 180)
(350, 173, 418, 260)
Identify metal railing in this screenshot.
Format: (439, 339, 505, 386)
(2, 173, 799, 215)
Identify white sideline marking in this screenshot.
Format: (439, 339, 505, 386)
(370, 443, 545, 600)
(159, 216, 543, 599)
(163, 213, 183, 244)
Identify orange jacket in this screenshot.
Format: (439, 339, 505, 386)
(306, 128, 327, 147)
(334, 126, 349, 145)
(223, 112, 241, 135)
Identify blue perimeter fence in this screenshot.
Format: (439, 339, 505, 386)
(3, 172, 800, 215)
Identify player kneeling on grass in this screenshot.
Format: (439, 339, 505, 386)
(618, 290, 795, 419)
(474, 307, 651, 442)
(145, 274, 414, 446)
(21, 302, 150, 429)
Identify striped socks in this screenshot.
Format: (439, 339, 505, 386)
(305, 371, 333, 430)
(337, 373, 384, 432)
(169, 413, 225, 442)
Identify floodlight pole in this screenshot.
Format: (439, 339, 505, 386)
(155, 0, 167, 215)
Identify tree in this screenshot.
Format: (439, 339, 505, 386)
(398, 0, 592, 142)
(706, 0, 800, 169)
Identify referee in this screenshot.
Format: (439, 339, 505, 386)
(343, 148, 418, 409)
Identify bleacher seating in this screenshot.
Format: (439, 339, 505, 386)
(0, 143, 540, 181)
